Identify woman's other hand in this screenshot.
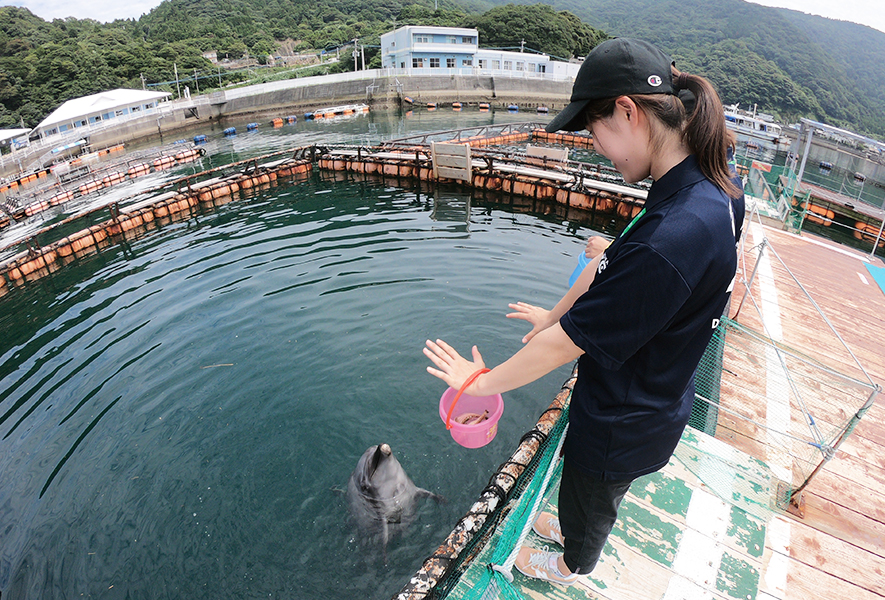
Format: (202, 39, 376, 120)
(506, 302, 551, 344)
(585, 235, 611, 259)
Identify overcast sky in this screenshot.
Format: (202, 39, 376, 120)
(1, 0, 883, 34)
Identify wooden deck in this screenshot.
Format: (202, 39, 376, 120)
(437, 216, 885, 600)
(726, 219, 885, 600)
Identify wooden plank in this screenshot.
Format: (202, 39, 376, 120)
(436, 166, 470, 181)
(800, 490, 885, 558)
(779, 515, 885, 594)
(431, 141, 471, 182)
(766, 545, 885, 600)
(801, 467, 885, 524)
(526, 144, 569, 162)
(714, 415, 885, 525)
(435, 154, 471, 169)
(431, 141, 470, 157)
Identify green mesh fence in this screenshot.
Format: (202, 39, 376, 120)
(688, 317, 878, 510)
(432, 404, 570, 600)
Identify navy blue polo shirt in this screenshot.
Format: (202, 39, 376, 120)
(560, 155, 741, 481)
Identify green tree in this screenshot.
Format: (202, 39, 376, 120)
(467, 3, 607, 60)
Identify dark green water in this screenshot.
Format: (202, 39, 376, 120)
(0, 110, 599, 599)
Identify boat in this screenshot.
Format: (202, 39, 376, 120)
(724, 104, 788, 149)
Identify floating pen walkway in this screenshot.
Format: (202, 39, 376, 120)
(0, 125, 647, 293)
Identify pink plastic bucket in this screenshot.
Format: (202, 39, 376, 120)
(439, 387, 504, 449)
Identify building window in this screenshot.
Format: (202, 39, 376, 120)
(504, 60, 512, 70)
(412, 57, 424, 68)
(447, 58, 455, 68)
(430, 57, 440, 68)
(47, 128, 58, 135)
(414, 35, 430, 43)
(116, 109, 126, 116)
(478, 59, 486, 69)
(74, 120, 87, 127)
(492, 60, 500, 69)
(528, 63, 536, 72)
(462, 59, 472, 67)
(516, 62, 524, 71)
(131, 105, 141, 112)
(538, 64, 546, 73)
(447, 36, 457, 44)
(400, 62, 405, 69)
(59, 124, 68, 132)
(462, 36, 473, 44)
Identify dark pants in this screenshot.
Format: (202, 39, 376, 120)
(558, 458, 634, 574)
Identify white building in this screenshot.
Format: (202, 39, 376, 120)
(0, 128, 30, 152)
(380, 25, 579, 79)
(35, 89, 172, 139)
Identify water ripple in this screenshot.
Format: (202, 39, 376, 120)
(0, 140, 597, 598)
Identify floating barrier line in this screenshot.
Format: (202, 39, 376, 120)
(1, 127, 647, 292)
(0, 148, 316, 291)
(393, 368, 576, 599)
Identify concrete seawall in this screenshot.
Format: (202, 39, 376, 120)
(2, 71, 570, 177)
(83, 71, 572, 147)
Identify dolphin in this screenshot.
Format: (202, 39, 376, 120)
(346, 443, 444, 559)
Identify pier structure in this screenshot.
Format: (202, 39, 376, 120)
(0, 123, 651, 292)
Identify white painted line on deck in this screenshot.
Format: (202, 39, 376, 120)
(750, 224, 793, 484)
(758, 222, 871, 263)
(749, 224, 793, 600)
(759, 516, 791, 599)
(662, 489, 731, 599)
(858, 271, 869, 285)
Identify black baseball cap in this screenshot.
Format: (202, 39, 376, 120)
(545, 38, 675, 133)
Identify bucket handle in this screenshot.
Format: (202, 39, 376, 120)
(445, 368, 491, 430)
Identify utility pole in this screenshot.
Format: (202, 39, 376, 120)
(352, 39, 359, 71)
(140, 73, 146, 90)
(361, 44, 366, 71)
(194, 69, 199, 94)
(218, 66, 222, 87)
(520, 39, 525, 52)
(174, 63, 181, 99)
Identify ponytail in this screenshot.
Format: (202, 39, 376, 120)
(580, 69, 740, 199)
(672, 68, 740, 198)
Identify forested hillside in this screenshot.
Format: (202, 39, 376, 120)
(1, 0, 884, 139)
(519, 0, 885, 136)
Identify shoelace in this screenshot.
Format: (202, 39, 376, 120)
(544, 516, 562, 537)
(526, 546, 557, 571)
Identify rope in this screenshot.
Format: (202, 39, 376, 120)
(491, 423, 568, 581)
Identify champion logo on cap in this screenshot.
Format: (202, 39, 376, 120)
(648, 75, 663, 87)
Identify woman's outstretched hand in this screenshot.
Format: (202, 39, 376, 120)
(506, 302, 551, 344)
(424, 339, 485, 392)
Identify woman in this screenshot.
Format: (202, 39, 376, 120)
(424, 37, 743, 586)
